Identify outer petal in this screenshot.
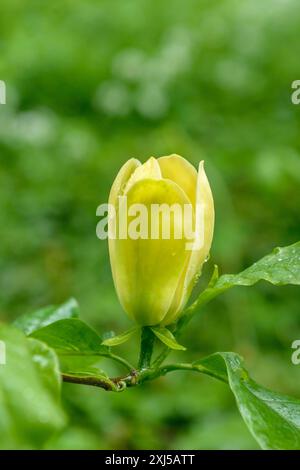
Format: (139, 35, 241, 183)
(162, 161, 214, 324)
(108, 158, 141, 284)
(158, 154, 198, 206)
(111, 178, 192, 326)
(108, 158, 141, 207)
(186, 161, 214, 284)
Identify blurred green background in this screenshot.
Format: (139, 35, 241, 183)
(1, 0, 300, 450)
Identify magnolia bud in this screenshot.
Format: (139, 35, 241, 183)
(108, 154, 214, 326)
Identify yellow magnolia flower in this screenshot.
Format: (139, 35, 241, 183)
(108, 154, 214, 326)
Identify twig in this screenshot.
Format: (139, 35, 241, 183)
(62, 371, 137, 391)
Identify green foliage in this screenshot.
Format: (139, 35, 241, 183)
(102, 327, 139, 346)
(194, 353, 300, 450)
(151, 327, 186, 350)
(13, 298, 79, 335)
(30, 318, 107, 356)
(217, 242, 300, 288)
(0, 325, 65, 449)
(28, 338, 61, 398)
(1, 243, 300, 449)
(30, 318, 109, 373)
(181, 242, 300, 324)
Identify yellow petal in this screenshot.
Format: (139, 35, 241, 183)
(162, 160, 214, 325)
(108, 158, 141, 283)
(124, 157, 161, 194)
(158, 154, 198, 206)
(187, 161, 214, 282)
(111, 178, 192, 325)
(108, 158, 141, 207)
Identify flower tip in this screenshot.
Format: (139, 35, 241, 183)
(128, 157, 141, 166)
(145, 156, 159, 167)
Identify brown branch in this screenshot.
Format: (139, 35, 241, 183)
(62, 370, 138, 392)
(62, 374, 115, 391)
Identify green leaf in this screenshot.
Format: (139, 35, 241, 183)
(30, 318, 109, 372)
(28, 338, 61, 399)
(13, 298, 80, 335)
(216, 242, 300, 289)
(207, 264, 219, 288)
(193, 352, 228, 383)
(102, 326, 139, 346)
(30, 318, 106, 353)
(151, 327, 186, 350)
(193, 352, 300, 450)
(0, 324, 65, 449)
(183, 242, 300, 320)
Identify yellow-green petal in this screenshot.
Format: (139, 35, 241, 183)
(108, 158, 141, 207)
(185, 160, 214, 286)
(162, 160, 214, 324)
(158, 154, 198, 206)
(111, 178, 192, 325)
(124, 157, 161, 194)
(108, 158, 141, 283)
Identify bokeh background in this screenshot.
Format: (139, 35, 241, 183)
(1, 0, 300, 450)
